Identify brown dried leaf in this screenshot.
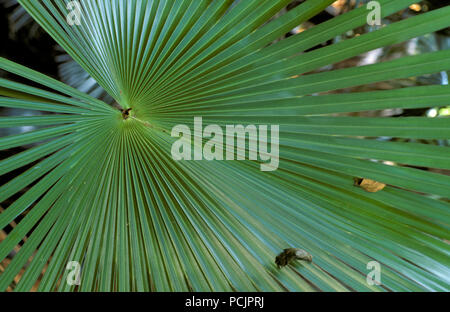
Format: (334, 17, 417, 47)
(354, 178, 386, 193)
(275, 248, 313, 268)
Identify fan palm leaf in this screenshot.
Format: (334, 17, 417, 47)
(0, 0, 449, 291)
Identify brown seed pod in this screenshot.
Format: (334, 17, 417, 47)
(275, 248, 313, 268)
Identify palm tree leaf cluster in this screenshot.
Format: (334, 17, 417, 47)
(0, 0, 449, 291)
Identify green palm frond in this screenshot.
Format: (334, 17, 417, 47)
(3, 0, 113, 104)
(1, 0, 449, 291)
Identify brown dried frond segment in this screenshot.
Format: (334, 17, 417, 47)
(275, 248, 313, 268)
(354, 178, 386, 193)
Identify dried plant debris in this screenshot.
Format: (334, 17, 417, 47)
(275, 248, 313, 268)
(354, 178, 386, 193)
